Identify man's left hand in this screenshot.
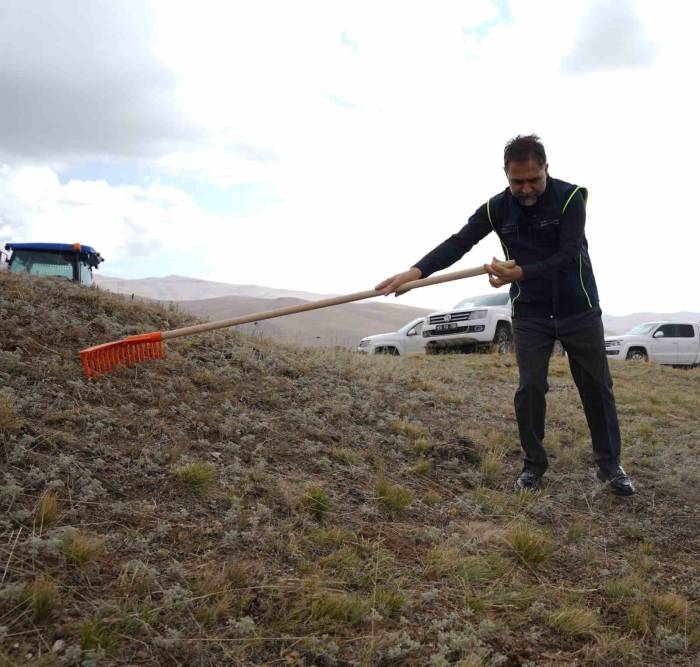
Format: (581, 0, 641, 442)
(484, 257, 524, 288)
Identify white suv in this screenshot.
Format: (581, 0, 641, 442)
(605, 321, 700, 366)
(357, 317, 427, 355)
(422, 293, 513, 354)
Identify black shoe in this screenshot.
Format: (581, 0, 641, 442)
(597, 465, 636, 496)
(515, 469, 544, 491)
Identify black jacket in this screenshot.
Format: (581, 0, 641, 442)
(413, 177, 600, 319)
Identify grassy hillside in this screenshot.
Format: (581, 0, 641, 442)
(1, 273, 698, 666)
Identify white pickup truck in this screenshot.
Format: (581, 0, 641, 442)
(421, 293, 513, 354)
(357, 317, 427, 355)
(605, 321, 700, 367)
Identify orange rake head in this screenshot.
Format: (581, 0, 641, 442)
(80, 332, 165, 379)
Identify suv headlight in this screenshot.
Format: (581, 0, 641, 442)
(469, 310, 487, 319)
(359, 339, 370, 347)
(606, 339, 621, 347)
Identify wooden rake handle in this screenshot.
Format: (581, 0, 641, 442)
(161, 259, 515, 341)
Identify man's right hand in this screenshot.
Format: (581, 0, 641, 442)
(375, 267, 423, 296)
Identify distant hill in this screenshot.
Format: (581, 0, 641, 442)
(95, 274, 335, 302)
(96, 272, 700, 343)
(96, 274, 434, 347)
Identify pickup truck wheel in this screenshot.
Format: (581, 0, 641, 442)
(492, 323, 513, 354)
(626, 348, 648, 362)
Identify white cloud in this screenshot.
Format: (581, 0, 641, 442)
(562, 0, 658, 73)
(0, 166, 202, 267)
(1, 0, 699, 316)
(0, 0, 202, 163)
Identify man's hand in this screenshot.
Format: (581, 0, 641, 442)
(484, 257, 524, 288)
(375, 267, 422, 296)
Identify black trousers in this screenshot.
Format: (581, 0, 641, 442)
(512, 308, 621, 474)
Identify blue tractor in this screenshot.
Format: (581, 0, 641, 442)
(3, 242, 104, 285)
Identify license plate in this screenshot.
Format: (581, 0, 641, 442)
(436, 322, 459, 331)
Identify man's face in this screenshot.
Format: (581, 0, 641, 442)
(504, 159, 548, 206)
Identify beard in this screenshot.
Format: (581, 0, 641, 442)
(516, 192, 540, 206)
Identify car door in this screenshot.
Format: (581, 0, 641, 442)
(675, 324, 698, 365)
(405, 319, 426, 354)
(650, 324, 679, 364)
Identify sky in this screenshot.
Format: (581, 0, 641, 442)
(1, 0, 698, 315)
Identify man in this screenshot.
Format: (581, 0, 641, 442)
(376, 135, 635, 496)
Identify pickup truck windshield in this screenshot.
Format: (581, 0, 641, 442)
(453, 294, 510, 309)
(9, 250, 75, 279)
(625, 323, 659, 335)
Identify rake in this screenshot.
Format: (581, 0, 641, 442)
(79, 259, 514, 379)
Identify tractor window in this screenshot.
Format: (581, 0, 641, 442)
(10, 250, 75, 280)
(79, 261, 93, 285)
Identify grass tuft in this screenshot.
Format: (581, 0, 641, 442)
(390, 419, 428, 440)
(0, 395, 22, 433)
(35, 489, 59, 528)
(375, 477, 412, 513)
(302, 486, 332, 521)
(80, 617, 116, 650)
(374, 588, 406, 617)
(627, 602, 654, 635)
(605, 575, 643, 600)
(330, 447, 361, 466)
(63, 530, 105, 566)
(310, 591, 369, 626)
(652, 592, 689, 628)
(505, 525, 553, 569)
(408, 459, 432, 475)
(546, 606, 600, 638)
(479, 450, 505, 484)
(172, 460, 217, 495)
(23, 577, 59, 622)
(412, 438, 433, 454)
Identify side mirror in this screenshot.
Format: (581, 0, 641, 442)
(653, 330, 665, 338)
(406, 329, 416, 337)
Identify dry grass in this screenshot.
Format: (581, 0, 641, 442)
(546, 606, 600, 638)
(1, 272, 698, 665)
(63, 531, 105, 566)
(0, 394, 22, 433)
(22, 577, 59, 622)
(34, 489, 59, 529)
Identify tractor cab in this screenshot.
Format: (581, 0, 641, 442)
(3, 243, 104, 285)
